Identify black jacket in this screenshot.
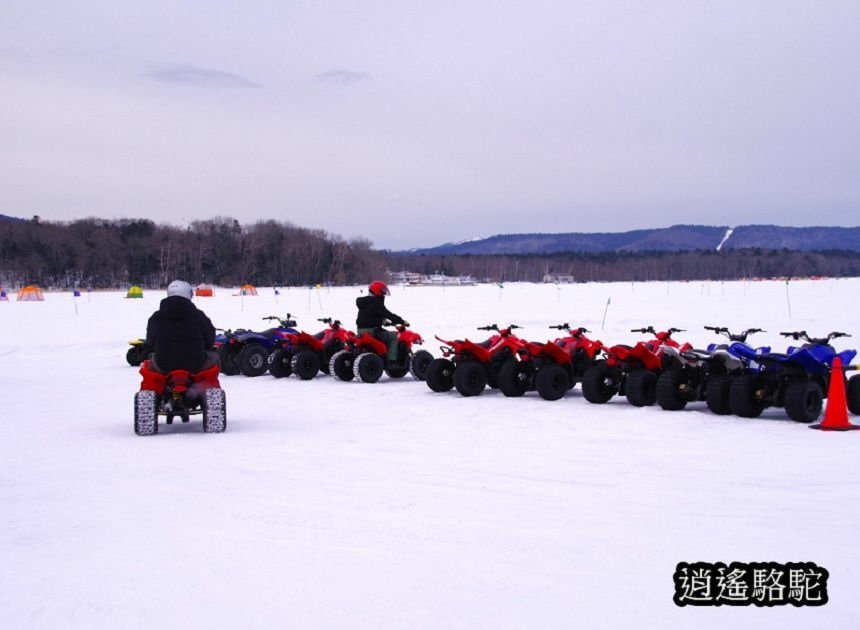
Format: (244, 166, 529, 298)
(356, 295, 404, 329)
(145, 296, 216, 372)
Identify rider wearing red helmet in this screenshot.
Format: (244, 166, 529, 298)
(356, 281, 406, 362)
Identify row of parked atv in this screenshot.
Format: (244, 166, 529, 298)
(209, 314, 434, 384)
(422, 323, 860, 424)
(127, 314, 860, 424)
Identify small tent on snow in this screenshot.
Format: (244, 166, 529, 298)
(195, 284, 215, 297)
(239, 284, 257, 296)
(17, 285, 45, 301)
(126, 285, 144, 299)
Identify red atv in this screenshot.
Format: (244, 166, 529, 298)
(582, 326, 690, 406)
(329, 322, 433, 383)
(268, 317, 353, 379)
(134, 360, 226, 435)
(425, 324, 526, 397)
(498, 324, 605, 401)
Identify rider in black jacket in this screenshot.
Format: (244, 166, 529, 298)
(356, 281, 406, 362)
(145, 280, 218, 373)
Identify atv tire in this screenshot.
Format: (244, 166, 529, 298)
(238, 344, 269, 377)
(354, 353, 384, 383)
(410, 350, 433, 381)
(291, 350, 320, 380)
(582, 362, 618, 404)
(218, 346, 241, 376)
(729, 374, 767, 418)
(202, 388, 227, 433)
(535, 364, 570, 401)
(626, 369, 658, 407)
(705, 374, 733, 415)
(134, 390, 158, 436)
(454, 361, 488, 397)
(126, 346, 145, 366)
(656, 369, 688, 411)
(784, 379, 823, 423)
(320, 341, 343, 375)
(425, 358, 455, 392)
(385, 364, 410, 379)
(329, 350, 355, 381)
(497, 361, 531, 397)
(268, 348, 294, 378)
(488, 359, 513, 389)
(848, 374, 860, 415)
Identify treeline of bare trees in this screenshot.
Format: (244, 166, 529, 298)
(2, 215, 858, 289)
(386, 248, 860, 282)
(0, 217, 387, 288)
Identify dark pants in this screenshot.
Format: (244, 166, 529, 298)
(150, 351, 220, 374)
(357, 327, 399, 362)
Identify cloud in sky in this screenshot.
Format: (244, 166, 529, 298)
(146, 63, 261, 88)
(312, 69, 370, 86)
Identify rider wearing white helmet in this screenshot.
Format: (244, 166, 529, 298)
(166, 279, 194, 300)
(144, 280, 217, 373)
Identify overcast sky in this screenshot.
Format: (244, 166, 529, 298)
(1, 1, 859, 249)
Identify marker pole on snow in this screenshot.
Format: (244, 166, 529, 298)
(601, 297, 611, 330)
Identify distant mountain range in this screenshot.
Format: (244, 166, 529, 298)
(403, 224, 860, 255)
(0, 213, 25, 223)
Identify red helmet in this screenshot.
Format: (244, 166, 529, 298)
(369, 281, 390, 296)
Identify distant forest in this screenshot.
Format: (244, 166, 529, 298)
(0, 217, 386, 288)
(1, 216, 859, 288)
(384, 249, 860, 283)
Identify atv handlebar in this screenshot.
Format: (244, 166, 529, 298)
(780, 331, 806, 340)
(780, 331, 851, 345)
(632, 326, 683, 338)
(549, 324, 590, 335)
(705, 326, 765, 342)
(478, 323, 520, 334)
(263, 313, 297, 327)
(382, 320, 410, 328)
(317, 317, 343, 326)
(263, 313, 296, 328)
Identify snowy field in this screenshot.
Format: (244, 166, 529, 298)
(2, 278, 859, 629)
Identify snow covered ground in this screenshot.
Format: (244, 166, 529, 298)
(2, 279, 859, 629)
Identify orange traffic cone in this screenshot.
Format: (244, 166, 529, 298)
(810, 357, 860, 431)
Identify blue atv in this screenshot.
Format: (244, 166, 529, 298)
(729, 331, 856, 423)
(656, 326, 769, 413)
(231, 314, 299, 377)
(214, 327, 249, 376)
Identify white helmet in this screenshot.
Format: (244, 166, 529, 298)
(166, 280, 193, 300)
